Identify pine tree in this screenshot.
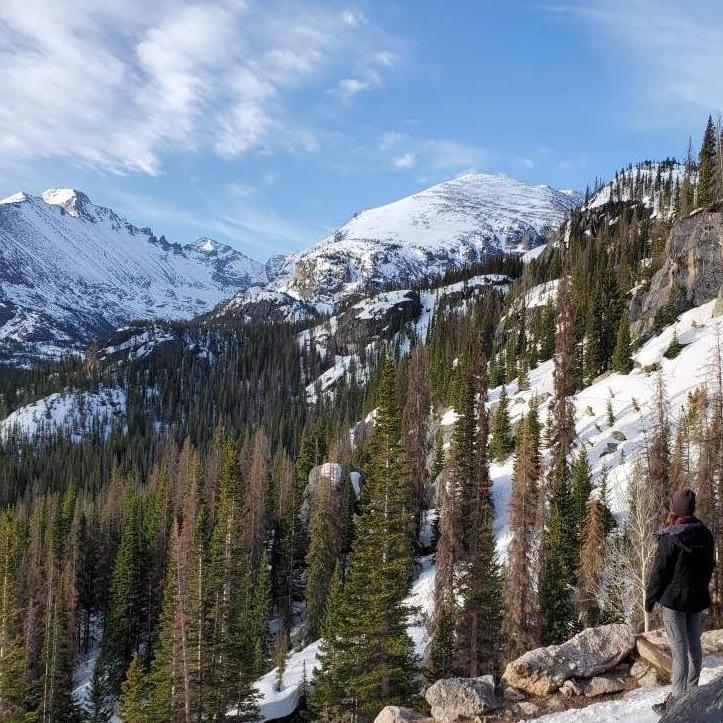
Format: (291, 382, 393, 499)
(612, 311, 633, 373)
(304, 472, 341, 643)
(489, 386, 514, 462)
(313, 359, 416, 718)
(576, 499, 605, 626)
(0, 511, 27, 720)
(273, 628, 289, 693)
(540, 260, 578, 644)
(570, 448, 592, 544)
(502, 414, 542, 659)
(118, 654, 148, 723)
(698, 115, 719, 207)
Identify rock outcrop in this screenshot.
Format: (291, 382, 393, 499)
(502, 623, 635, 695)
(659, 673, 723, 722)
(373, 706, 433, 723)
(424, 675, 499, 721)
(299, 463, 345, 524)
(631, 210, 723, 337)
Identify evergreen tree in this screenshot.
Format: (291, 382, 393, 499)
(576, 499, 606, 626)
(489, 386, 514, 462)
(313, 359, 416, 718)
(698, 115, 719, 207)
(304, 471, 341, 643)
(502, 413, 542, 659)
(0, 511, 27, 721)
(570, 448, 592, 544)
(540, 261, 578, 644)
(118, 654, 148, 723)
(612, 311, 633, 373)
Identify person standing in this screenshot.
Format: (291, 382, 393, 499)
(646, 489, 715, 715)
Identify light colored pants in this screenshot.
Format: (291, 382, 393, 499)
(662, 607, 703, 698)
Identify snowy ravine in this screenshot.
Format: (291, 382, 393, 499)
(251, 298, 723, 720)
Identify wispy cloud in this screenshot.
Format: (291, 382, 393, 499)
(551, 1, 723, 122)
(380, 133, 491, 173)
(392, 153, 416, 168)
(0, 1, 401, 175)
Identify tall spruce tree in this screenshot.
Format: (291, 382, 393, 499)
(502, 412, 542, 659)
(489, 385, 514, 462)
(698, 115, 719, 207)
(540, 259, 578, 644)
(612, 311, 633, 373)
(313, 359, 416, 718)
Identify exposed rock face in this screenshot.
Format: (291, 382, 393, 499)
(373, 706, 433, 722)
(333, 290, 422, 355)
(299, 463, 345, 524)
(501, 624, 635, 696)
(631, 211, 723, 338)
(659, 673, 723, 722)
(424, 675, 499, 721)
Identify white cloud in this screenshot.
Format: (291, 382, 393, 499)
(392, 153, 416, 168)
(379, 131, 408, 149)
(553, 1, 723, 122)
(0, 0, 400, 175)
(379, 134, 490, 174)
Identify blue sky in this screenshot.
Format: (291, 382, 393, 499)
(1, 0, 721, 260)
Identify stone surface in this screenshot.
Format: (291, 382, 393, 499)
(515, 701, 541, 717)
(631, 658, 661, 688)
(631, 211, 723, 337)
(501, 624, 635, 696)
(659, 673, 723, 722)
(611, 430, 627, 441)
(299, 462, 345, 523)
(559, 679, 583, 699)
(373, 706, 433, 723)
(636, 634, 673, 675)
(579, 674, 627, 698)
(424, 675, 499, 721)
(501, 685, 526, 703)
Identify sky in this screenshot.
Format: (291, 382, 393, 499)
(1, 0, 722, 261)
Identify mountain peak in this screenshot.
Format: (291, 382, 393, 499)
(41, 188, 93, 218)
(189, 237, 225, 254)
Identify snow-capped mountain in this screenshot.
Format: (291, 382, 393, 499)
(270, 173, 581, 311)
(0, 189, 265, 362)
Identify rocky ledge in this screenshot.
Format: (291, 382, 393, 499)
(373, 623, 723, 722)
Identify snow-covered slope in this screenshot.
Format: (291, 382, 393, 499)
(0, 387, 127, 442)
(301, 273, 509, 402)
(271, 174, 580, 311)
(208, 287, 318, 325)
(587, 160, 686, 219)
(0, 189, 265, 363)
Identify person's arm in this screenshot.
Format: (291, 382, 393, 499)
(645, 536, 676, 612)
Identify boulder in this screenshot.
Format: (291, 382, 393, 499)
(611, 430, 627, 441)
(579, 674, 626, 697)
(502, 624, 635, 696)
(631, 658, 661, 687)
(636, 633, 673, 675)
(424, 675, 499, 721)
(373, 706, 433, 723)
(641, 627, 723, 657)
(660, 673, 723, 722)
(559, 679, 583, 698)
(299, 462, 345, 524)
(515, 700, 541, 717)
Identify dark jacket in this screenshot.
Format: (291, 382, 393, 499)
(645, 516, 715, 614)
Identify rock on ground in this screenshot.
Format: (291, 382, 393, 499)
(659, 673, 723, 722)
(424, 675, 499, 721)
(501, 624, 635, 696)
(373, 705, 433, 722)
